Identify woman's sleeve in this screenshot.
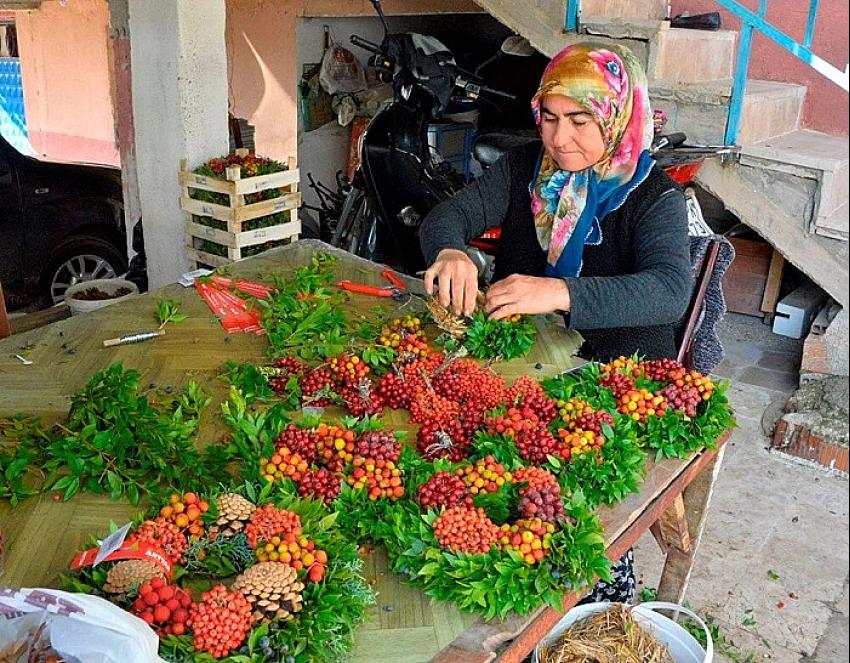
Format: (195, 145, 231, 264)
(419, 154, 512, 266)
(565, 190, 692, 330)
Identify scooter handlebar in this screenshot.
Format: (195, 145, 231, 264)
(350, 35, 383, 55)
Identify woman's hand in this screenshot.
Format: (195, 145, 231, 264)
(485, 274, 571, 320)
(423, 249, 479, 316)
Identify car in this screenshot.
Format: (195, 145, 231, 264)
(0, 133, 127, 308)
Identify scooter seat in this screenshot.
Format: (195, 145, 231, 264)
(473, 133, 540, 167)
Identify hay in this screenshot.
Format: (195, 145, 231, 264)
(537, 604, 675, 663)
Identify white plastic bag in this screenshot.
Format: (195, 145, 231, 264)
(0, 588, 164, 663)
(320, 38, 366, 95)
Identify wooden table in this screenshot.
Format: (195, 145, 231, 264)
(0, 240, 728, 663)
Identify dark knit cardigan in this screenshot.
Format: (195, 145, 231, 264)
(420, 142, 692, 361)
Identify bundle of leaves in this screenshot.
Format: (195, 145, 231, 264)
(462, 311, 537, 361)
(42, 363, 230, 505)
(0, 417, 45, 505)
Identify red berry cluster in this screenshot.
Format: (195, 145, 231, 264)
(514, 425, 561, 463)
(522, 395, 559, 425)
(432, 506, 501, 554)
(484, 406, 543, 438)
(518, 484, 564, 523)
(275, 424, 320, 464)
(416, 471, 473, 511)
(353, 430, 401, 462)
(188, 585, 253, 658)
(315, 424, 356, 470)
(642, 358, 685, 382)
(347, 458, 404, 500)
(416, 419, 470, 461)
(512, 466, 559, 492)
(657, 384, 702, 417)
(506, 375, 546, 405)
(268, 356, 308, 392)
(432, 359, 506, 413)
(669, 369, 715, 401)
(244, 504, 302, 548)
(575, 409, 615, 434)
(128, 518, 188, 565)
(297, 468, 342, 504)
(409, 389, 460, 425)
(299, 367, 337, 406)
(457, 456, 512, 495)
(376, 371, 413, 409)
(131, 578, 192, 636)
(339, 381, 384, 418)
(377, 353, 446, 410)
(598, 372, 637, 399)
(326, 353, 370, 385)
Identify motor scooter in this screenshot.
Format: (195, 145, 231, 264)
(330, 0, 523, 275)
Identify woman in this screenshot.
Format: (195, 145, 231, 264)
(419, 42, 692, 602)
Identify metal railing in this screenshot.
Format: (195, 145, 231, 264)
(564, 0, 850, 145)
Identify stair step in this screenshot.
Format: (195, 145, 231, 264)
(652, 27, 737, 85)
(739, 80, 806, 144)
(581, 0, 668, 21)
(582, 16, 663, 41)
(742, 130, 849, 238)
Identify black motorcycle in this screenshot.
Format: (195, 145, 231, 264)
(330, 0, 519, 275)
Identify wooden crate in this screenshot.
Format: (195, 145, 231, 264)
(723, 237, 785, 320)
(180, 149, 301, 267)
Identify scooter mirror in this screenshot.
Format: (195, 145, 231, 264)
(500, 35, 535, 57)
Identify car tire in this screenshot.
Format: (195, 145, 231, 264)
(42, 236, 128, 305)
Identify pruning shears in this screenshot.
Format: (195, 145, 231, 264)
(336, 269, 410, 300)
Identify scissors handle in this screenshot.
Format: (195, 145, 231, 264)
(381, 269, 407, 291)
(337, 281, 394, 297)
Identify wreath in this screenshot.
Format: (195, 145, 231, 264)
(62, 484, 374, 662)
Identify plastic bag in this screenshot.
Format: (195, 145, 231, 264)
(319, 39, 366, 95)
(0, 588, 164, 663)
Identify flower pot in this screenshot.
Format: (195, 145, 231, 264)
(64, 278, 139, 316)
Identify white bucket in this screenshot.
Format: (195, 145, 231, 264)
(64, 278, 139, 316)
(533, 601, 712, 663)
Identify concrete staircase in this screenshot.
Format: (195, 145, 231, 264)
(473, 0, 850, 308)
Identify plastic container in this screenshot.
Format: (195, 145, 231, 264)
(533, 601, 712, 663)
(64, 278, 139, 316)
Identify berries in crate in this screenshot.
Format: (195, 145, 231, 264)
(180, 148, 301, 269)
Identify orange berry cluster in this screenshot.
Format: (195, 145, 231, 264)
(512, 466, 558, 491)
(484, 406, 543, 438)
(498, 518, 555, 564)
(456, 456, 512, 495)
(254, 532, 329, 583)
(556, 398, 591, 424)
(159, 492, 209, 539)
(601, 356, 643, 379)
(244, 504, 301, 548)
(315, 424, 356, 469)
(128, 517, 188, 565)
(131, 577, 192, 636)
(259, 447, 311, 484)
(325, 353, 370, 385)
(379, 316, 431, 359)
(346, 458, 405, 501)
(669, 368, 715, 401)
(416, 471, 473, 510)
(432, 506, 501, 554)
(557, 427, 605, 460)
(506, 375, 546, 405)
(188, 585, 253, 658)
(618, 388, 669, 423)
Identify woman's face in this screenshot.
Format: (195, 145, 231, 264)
(539, 94, 606, 171)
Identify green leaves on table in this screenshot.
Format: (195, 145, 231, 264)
(0, 417, 44, 505)
(156, 299, 189, 329)
(463, 311, 537, 361)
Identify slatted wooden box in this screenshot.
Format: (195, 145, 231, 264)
(180, 149, 301, 268)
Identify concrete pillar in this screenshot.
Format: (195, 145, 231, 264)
(128, 0, 229, 288)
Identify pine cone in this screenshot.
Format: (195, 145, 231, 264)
(102, 559, 164, 596)
(426, 296, 468, 338)
(209, 493, 256, 539)
(231, 562, 305, 623)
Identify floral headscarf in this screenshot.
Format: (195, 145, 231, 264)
(530, 42, 655, 277)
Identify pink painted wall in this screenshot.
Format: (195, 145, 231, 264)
(13, 0, 119, 165)
(672, 0, 849, 137)
(225, 0, 482, 161)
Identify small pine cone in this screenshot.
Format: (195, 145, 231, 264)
(102, 560, 164, 596)
(232, 562, 305, 623)
(209, 493, 256, 539)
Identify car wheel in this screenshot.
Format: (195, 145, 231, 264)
(44, 237, 128, 305)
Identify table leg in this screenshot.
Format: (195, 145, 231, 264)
(656, 446, 726, 603)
